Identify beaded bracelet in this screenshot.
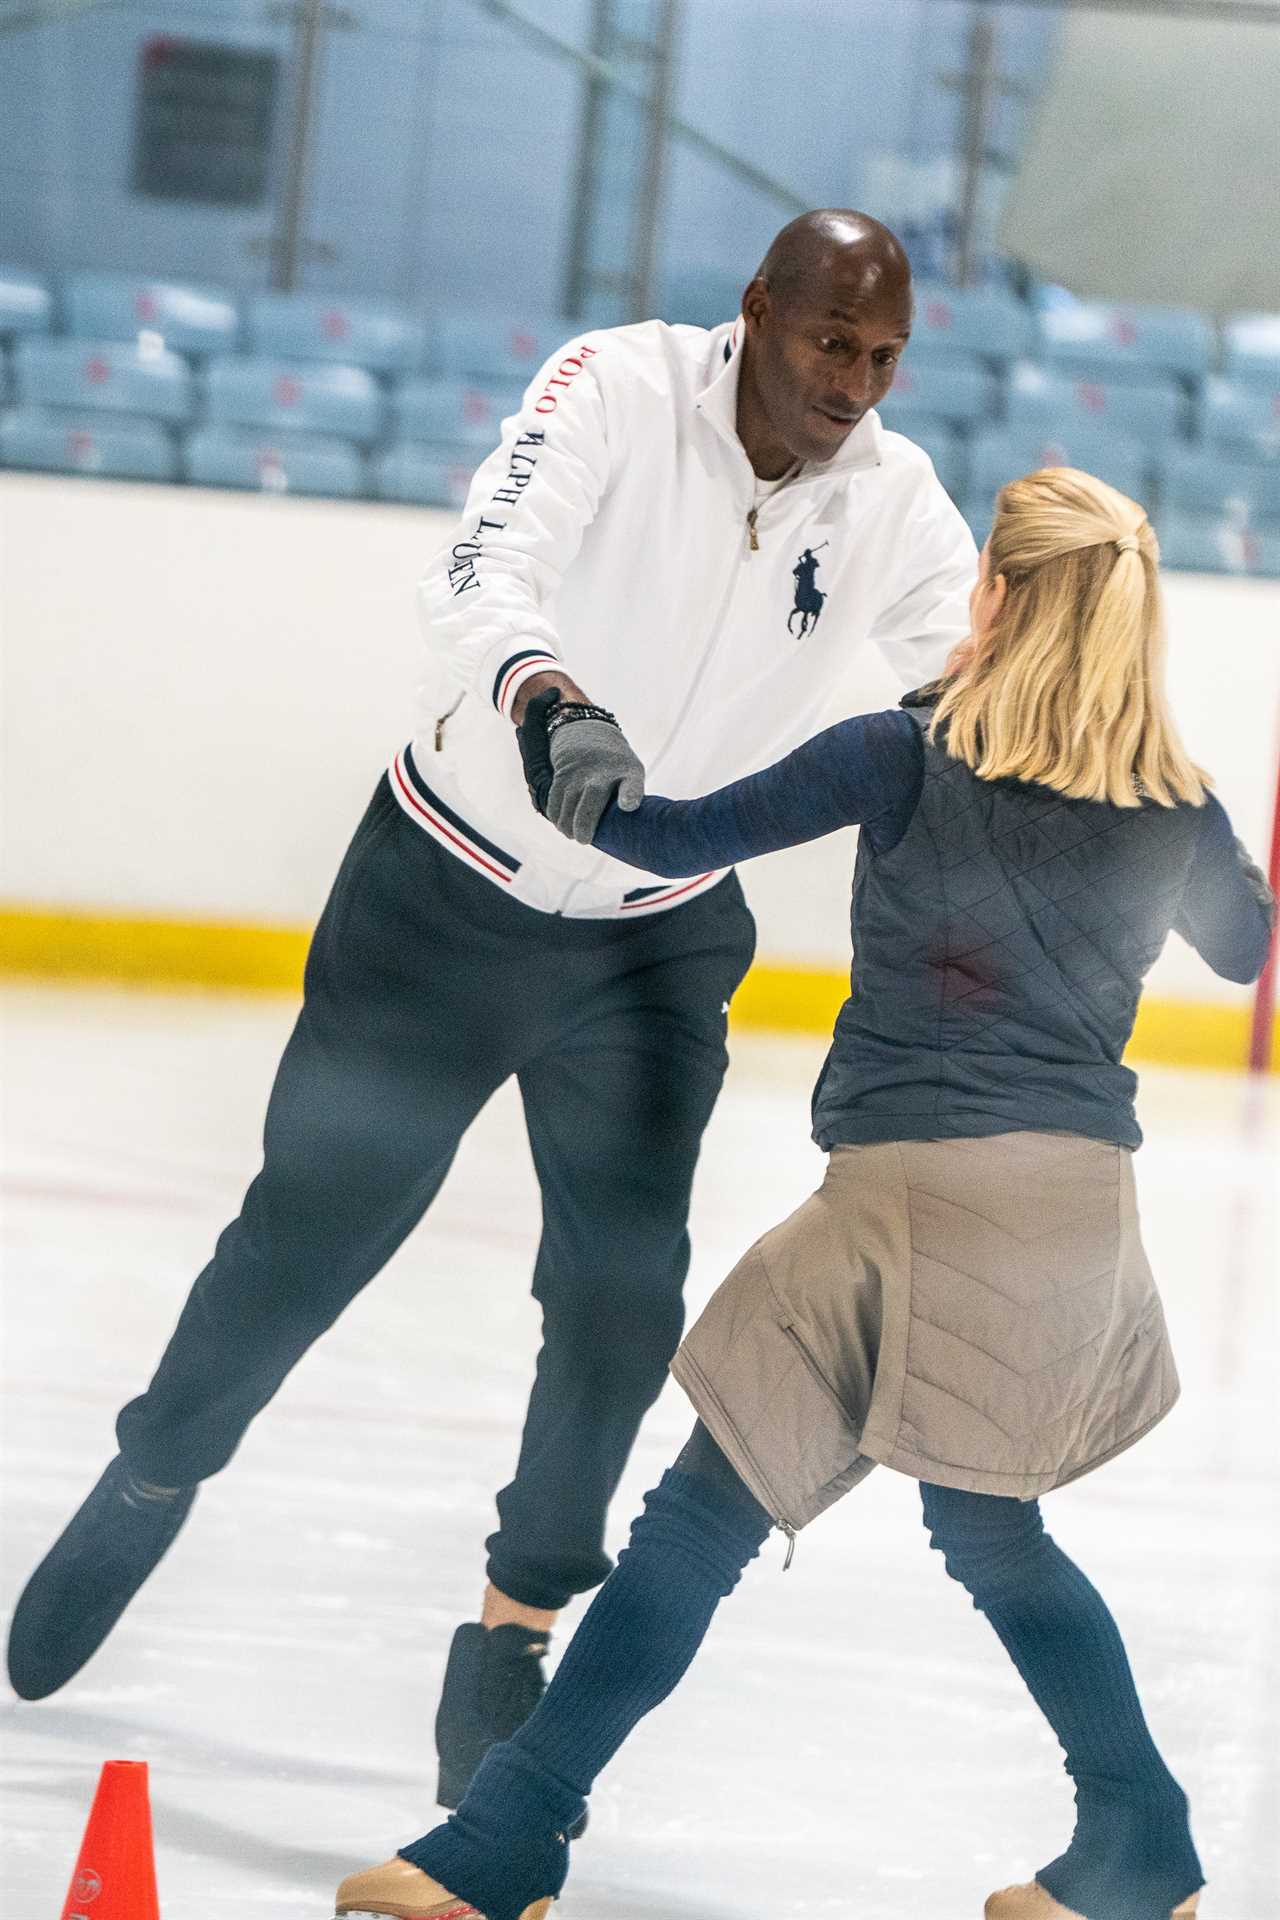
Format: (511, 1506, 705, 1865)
(545, 701, 620, 737)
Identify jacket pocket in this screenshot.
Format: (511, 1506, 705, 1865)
(776, 1318, 860, 1423)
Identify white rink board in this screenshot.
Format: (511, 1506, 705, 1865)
(1, 472, 1277, 1007)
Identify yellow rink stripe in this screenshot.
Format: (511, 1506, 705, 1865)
(1, 905, 1274, 1071)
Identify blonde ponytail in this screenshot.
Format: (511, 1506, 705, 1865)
(932, 468, 1208, 808)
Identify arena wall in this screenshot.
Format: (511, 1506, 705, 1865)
(3, 472, 1277, 1064)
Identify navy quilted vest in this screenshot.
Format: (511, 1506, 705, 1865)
(811, 700, 1203, 1151)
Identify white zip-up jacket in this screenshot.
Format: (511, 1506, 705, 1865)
(395, 317, 977, 917)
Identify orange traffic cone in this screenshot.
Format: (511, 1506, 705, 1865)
(59, 1760, 159, 1920)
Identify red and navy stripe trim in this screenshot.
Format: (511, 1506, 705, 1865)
(493, 648, 561, 717)
(620, 873, 718, 911)
(392, 744, 521, 884)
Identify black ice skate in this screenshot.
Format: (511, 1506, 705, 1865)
(435, 1622, 588, 1838)
(7, 1455, 196, 1700)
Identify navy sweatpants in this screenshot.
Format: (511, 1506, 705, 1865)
(115, 774, 756, 1609)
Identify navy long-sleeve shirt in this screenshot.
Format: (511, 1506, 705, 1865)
(594, 709, 1275, 985)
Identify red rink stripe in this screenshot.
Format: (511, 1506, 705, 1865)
(392, 754, 513, 884)
(619, 872, 717, 910)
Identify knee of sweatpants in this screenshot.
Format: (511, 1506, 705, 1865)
(545, 1269, 687, 1387)
(921, 1481, 1046, 1599)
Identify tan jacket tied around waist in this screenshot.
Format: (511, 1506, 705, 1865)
(670, 1131, 1179, 1532)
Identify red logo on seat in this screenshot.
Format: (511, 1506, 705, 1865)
(1107, 315, 1138, 348)
(321, 309, 349, 341)
(924, 300, 953, 331)
(273, 375, 302, 408)
(1077, 382, 1106, 413)
(84, 355, 111, 385)
(510, 329, 537, 360)
(134, 291, 159, 323)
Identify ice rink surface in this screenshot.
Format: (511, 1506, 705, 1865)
(2, 982, 1277, 1919)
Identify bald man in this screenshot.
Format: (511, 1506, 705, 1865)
(9, 210, 976, 1810)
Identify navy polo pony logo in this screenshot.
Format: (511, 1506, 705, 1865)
(788, 543, 828, 637)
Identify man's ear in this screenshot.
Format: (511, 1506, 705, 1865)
(741, 276, 769, 333)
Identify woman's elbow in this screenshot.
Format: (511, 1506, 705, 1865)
(1215, 927, 1275, 985)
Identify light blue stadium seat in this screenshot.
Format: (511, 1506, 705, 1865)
(661, 270, 745, 328)
(66, 272, 238, 356)
(373, 443, 479, 509)
(1156, 512, 1280, 577)
(1038, 303, 1211, 380)
(14, 338, 192, 422)
(0, 267, 53, 338)
(434, 310, 576, 384)
(1007, 361, 1184, 444)
(882, 354, 995, 426)
(969, 425, 1149, 503)
(886, 413, 965, 496)
(1223, 314, 1280, 385)
(185, 426, 364, 498)
(0, 405, 178, 481)
(246, 294, 427, 375)
(203, 357, 382, 444)
(1199, 375, 1280, 459)
(909, 283, 1034, 363)
(1158, 446, 1280, 521)
(390, 375, 523, 448)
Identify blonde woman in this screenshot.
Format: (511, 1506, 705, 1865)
(337, 471, 1274, 1920)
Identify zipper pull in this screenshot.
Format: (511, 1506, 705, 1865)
(780, 1521, 797, 1570)
(746, 507, 760, 552)
(434, 718, 446, 750)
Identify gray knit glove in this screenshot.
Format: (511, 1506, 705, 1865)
(547, 711, 645, 844)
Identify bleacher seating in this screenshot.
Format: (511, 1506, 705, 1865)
(1223, 314, 1280, 384)
(1159, 446, 1280, 522)
(14, 337, 192, 421)
(968, 425, 1149, 512)
(661, 270, 744, 328)
(1037, 301, 1212, 381)
(891, 414, 966, 496)
(1007, 362, 1185, 445)
(373, 443, 479, 509)
(246, 293, 426, 375)
(910, 283, 1034, 363)
(186, 426, 364, 498)
(390, 375, 524, 448)
(1156, 514, 1280, 576)
(883, 354, 995, 426)
(434, 311, 572, 384)
(203, 358, 383, 444)
(0, 253, 1277, 578)
(1200, 376, 1280, 459)
(66, 272, 238, 357)
(0, 406, 178, 481)
(0, 267, 53, 339)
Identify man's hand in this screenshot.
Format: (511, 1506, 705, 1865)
(547, 710, 644, 843)
(517, 684, 644, 845)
